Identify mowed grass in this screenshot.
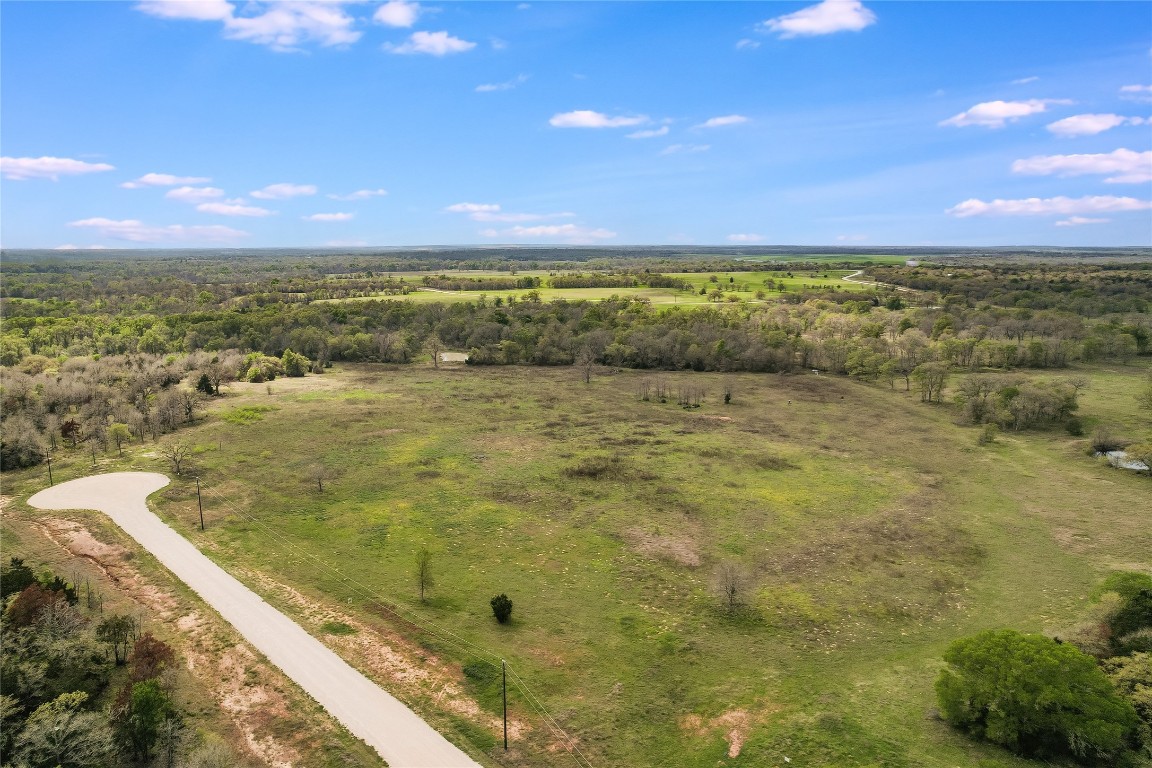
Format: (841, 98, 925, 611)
(7, 361, 1150, 767)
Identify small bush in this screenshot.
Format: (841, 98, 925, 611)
(1091, 427, 1125, 454)
(562, 454, 627, 480)
(1065, 416, 1084, 436)
(320, 621, 356, 636)
(977, 423, 999, 445)
(490, 593, 513, 624)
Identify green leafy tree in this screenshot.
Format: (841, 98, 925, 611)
(281, 348, 309, 377)
(14, 691, 115, 768)
(1103, 653, 1152, 758)
(936, 629, 1138, 762)
(113, 678, 176, 763)
(95, 614, 136, 665)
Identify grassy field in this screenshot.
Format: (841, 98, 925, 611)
(5, 360, 1150, 767)
(331, 268, 868, 306)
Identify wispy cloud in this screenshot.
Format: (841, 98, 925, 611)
(1011, 149, 1152, 184)
(479, 223, 616, 243)
(137, 0, 361, 52)
(1012, 76, 1040, 85)
(735, 38, 760, 50)
(661, 143, 710, 155)
(445, 202, 572, 222)
(303, 212, 354, 221)
(121, 172, 210, 188)
(1055, 216, 1109, 227)
(1120, 84, 1152, 103)
(68, 216, 249, 243)
(373, 0, 420, 28)
(626, 126, 670, 139)
(476, 74, 529, 93)
(251, 182, 317, 199)
(197, 201, 276, 216)
(550, 110, 648, 128)
(385, 31, 476, 56)
(759, 0, 877, 38)
(165, 186, 225, 202)
(1, 156, 115, 181)
(1046, 114, 1147, 137)
(446, 202, 500, 213)
(727, 233, 764, 243)
(696, 115, 749, 129)
(947, 195, 1152, 217)
(940, 99, 1072, 128)
(328, 188, 388, 201)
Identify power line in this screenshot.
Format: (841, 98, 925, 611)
(198, 483, 594, 768)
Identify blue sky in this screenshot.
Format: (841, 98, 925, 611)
(2, 0, 1150, 249)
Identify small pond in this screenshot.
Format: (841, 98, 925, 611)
(1097, 450, 1150, 472)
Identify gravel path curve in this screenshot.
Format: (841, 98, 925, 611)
(28, 472, 482, 768)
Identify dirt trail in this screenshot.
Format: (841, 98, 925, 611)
(29, 472, 481, 768)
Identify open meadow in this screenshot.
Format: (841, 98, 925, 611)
(6, 358, 1149, 767)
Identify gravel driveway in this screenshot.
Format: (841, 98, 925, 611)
(28, 472, 482, 768)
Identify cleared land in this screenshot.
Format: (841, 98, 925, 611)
(7, 361, 1151, 767)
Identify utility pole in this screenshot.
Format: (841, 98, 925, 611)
(502, 659, 508, 751)
(195, 477, 204, 531)
(45, 451, 53, 486)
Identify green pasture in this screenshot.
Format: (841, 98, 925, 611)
(328, 268, 869, 306)
(6, 361, 1149, 767)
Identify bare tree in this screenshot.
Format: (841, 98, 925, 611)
(713, 561, 751, 613)
(306, 464, 335, 492)
(575, 346, 595, 384)
(415, 546, 434, 602)
(424, 335, 443, 369)
(158, 440, 192, 476)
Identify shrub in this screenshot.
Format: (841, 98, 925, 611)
(1091, 427, 1125, 454)
(1065, 416, 1085, 436)
(977, 423, 999, 445)
(490, 594, 513, 624)
(936, 629, 1138, 762)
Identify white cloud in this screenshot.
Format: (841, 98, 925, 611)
(836, 234, 869, 242)
(696, 114, 749, 129)
(475, 74, 529, 93)
(326, 239, 370, 247)
(328, 188, 388, 200)
(53, 244, 110, 250)
(940, 99, 1072, 128)
(759, 0, 877, 38)
(445, 202, 572, 222)
(134, 0, 234, 21)
(1011, 148, 1152, 184)
(303, 212, 354, 221)
(661, 143, 710, 155)
(373, 0, 420, 28)
(549, 110, 648, 128)
(947, 195, 1152, 218)
(735, 38, 760, 50)
(472, 211, 574, 223)
(727, 233, 764, 243)
(446, 202, 500, 213)
(165, 185, 225, 202)
(1, 156, 115, 181)
(251, 182, 317, 199)
(386, 31, 476, 56)
(197, 201, 276, 216)
(1120, 84, 1152, 103)
(1055, 216, 1109, 227)
(121, 172, 210, 188)
(1046, 113, 1145, 137)
(139, 1, 360, 51)
(1012, 76, 1040, 85)
(626, 126, 670, 139)
(68, 217, 249, 243)
(481, 223, 616, 243)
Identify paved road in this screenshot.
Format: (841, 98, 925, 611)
(28, 472, 482, 768)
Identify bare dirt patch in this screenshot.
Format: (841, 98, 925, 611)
(679, 706, 775, 758)
(624, 526, 702, 567)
